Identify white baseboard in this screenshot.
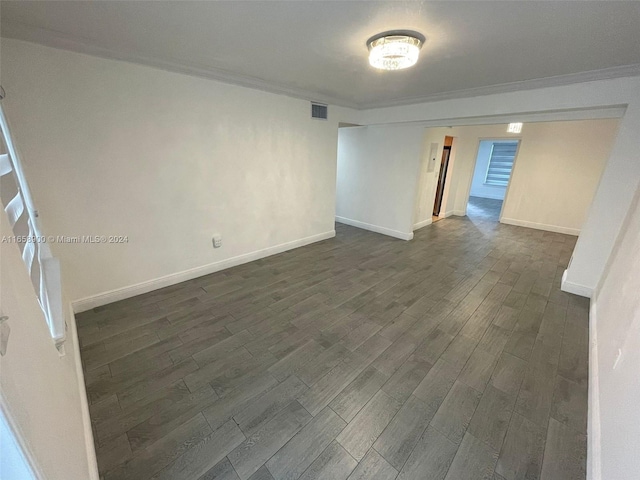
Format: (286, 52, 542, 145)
(561, 269, 594, 298)
(72, 230, 335, 312)
(413, 218, 432, 231)
(500, 217, 580, 236)
(335, 216, 413, 241)
(453, 209, 467, 216)
(67, 304, 100, 480)
(440, 211, 454, 218)
(588, 297, 601, 480)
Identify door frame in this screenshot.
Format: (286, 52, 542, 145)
(463, 136, 522, 221)
(432, 144, 452, 216)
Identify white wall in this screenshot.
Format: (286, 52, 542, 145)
(0, 209, 97, 480)
(591, 181, 640, 480)
(413, 120, 618, 237)
(358, 76, 640, 295)
(469, 140, 509, 200)
(501, 120, 619, 235)
(446, 121, 618, 234)
(413, 127, 448, 227)
(336, 124, 425, 240)
(565, 101, 640, 296)
(1, 39, 346, 309)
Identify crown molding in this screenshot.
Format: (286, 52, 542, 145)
(359, 64, 640, 110)
(3, 21, 640, 111)
(364, 105, 627, 129)
(0, 22, 359, 109)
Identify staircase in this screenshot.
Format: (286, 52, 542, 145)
(0, 100, 66, 352)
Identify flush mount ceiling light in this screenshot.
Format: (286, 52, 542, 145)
(507, 122, 523, 133)
(367, 31, 425, 71)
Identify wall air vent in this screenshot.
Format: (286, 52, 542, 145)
(311, 103, 328, 120)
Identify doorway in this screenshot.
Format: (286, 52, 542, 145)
(432, 135, 454, 220)
(467, 139, 519, 222)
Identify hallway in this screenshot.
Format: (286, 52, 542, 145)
(77, 219, 587, 480)
(467, 196, 503, 223)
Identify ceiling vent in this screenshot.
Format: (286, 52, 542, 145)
(311, 103, 328, 120)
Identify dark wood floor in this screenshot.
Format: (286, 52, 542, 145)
(77, 215, 588, 480)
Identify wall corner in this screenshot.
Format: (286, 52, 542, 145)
(561, 268, 594, 298)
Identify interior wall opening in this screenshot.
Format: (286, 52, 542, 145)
(467, 139, 520, 223)
(414, 118, 621, 236)
(335, 113, 622, 242)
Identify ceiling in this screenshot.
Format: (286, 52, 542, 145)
(2, 1, 640, 109)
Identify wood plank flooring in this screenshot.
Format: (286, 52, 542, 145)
(77, 215, 588, 480)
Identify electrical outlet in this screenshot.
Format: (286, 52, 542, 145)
(212, 234, 222, 248)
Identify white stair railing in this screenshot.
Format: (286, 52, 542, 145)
(0, 99, 66, 352)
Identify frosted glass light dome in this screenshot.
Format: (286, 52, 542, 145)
(367, 32, 425, 71)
